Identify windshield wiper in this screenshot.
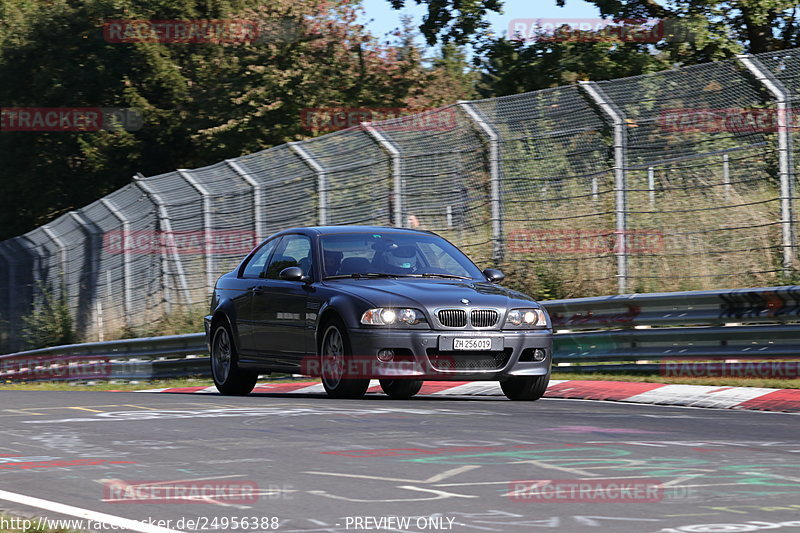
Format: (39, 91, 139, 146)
(323, 272, 398, 280)
(413, 273, 472, 279)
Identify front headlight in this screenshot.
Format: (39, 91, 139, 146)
(505, 308, 547, 327)
(361, 307, 425, 326)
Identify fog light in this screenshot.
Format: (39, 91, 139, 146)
(377, 349, 395, 362)
(532, 349, 547, 361)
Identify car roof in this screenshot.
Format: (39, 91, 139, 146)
(281, 225, 436, 236)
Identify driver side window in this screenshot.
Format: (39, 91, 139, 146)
(265, 234, 313, 280)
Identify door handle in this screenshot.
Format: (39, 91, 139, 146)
(249, 286, 265, 295)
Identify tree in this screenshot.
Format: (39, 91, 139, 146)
(0, 0, 476, 240)
(386, 0, 503, 46)
(568, 0, 800, 57)
(387, 0, 800, 60)
(465, 0, 800, 96)
(476, 36, 671, 97)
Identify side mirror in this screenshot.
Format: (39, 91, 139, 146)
(279, 266, 311, 283)
(483, 268, 505, 283)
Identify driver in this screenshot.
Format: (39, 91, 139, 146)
(382, 244, 418, 274)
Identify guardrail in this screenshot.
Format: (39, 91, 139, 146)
(2, 286, 799, 381)
(0, 334, 208, 381)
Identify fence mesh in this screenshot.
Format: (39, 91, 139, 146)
(4, 49, 800, 350)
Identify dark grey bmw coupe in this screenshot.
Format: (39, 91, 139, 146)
(204, 226, 552, 400)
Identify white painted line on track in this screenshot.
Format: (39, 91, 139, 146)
(0, 488, 185, 533)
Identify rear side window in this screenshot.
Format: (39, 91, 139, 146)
(241, 238, 279, 278)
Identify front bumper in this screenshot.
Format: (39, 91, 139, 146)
(348, 328, 552, 380)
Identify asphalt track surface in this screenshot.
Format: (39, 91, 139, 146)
(1, 390, 799, 533)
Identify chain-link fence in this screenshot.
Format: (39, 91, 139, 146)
(3, 49, 800, 350)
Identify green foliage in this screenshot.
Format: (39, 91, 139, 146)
(476, 36, 671, 96)
(387, 0, 503, 46)
(391, 0, 800, 58)
(570, 0, 799, 56)
(0, 0, 477, 240)
(21, 282, 75, 349)
(117, 306, 205, 339)
(501, 261, 570, 301)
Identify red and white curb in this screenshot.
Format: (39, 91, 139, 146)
(134, 380, 800, 413)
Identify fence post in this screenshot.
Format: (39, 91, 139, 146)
(226, 159, 263, 242)
(288, 142, 328, 226)
(458, 101, 504, 265)
(722, 154, 731, 201)
(134, 176, 191, 311)
(41, 224, 67, 290)
(100, 198, 132, 327)
(177, 169, 214, 292)
(361, 124, 403, 228)
(579, 81, 629, 294)
(737, 54, 795, 270)
(67, 210, 103, 341)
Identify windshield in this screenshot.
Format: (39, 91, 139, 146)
(320, 232, 484, 279)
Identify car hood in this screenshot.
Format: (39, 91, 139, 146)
(324, 278, 538, 310)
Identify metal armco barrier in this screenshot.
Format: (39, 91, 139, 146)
(0, 334, 208, 381)
(545, 285, 800, 329)
(547, 285, 800, 371)
(2, 286, 799, 381)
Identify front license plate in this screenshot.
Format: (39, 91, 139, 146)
(453, 338, 493, 351)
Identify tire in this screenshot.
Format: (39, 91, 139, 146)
(500, 374, 550, 401)
(380, 379, 423, 400)
(319, 318, 369, 399)
(210, 322, 258, 396)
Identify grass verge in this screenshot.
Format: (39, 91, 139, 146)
(0, 375, 797, 391)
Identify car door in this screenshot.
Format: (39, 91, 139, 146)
(235, 237, 279, 356)
(250, 234, 315, 368)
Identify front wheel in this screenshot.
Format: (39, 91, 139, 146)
(319, 319, 369, 399)
(211, 323, 258, 396)
(380, 379, 423, 399)
(500, 374, 550, 401)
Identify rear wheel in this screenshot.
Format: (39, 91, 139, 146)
(500, 374, 550, 401)
(211, 322, 258, 396)
(319, 319, 369, 399)
(380, 379, 423, 399)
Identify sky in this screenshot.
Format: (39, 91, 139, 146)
(359, 0, 602, 46)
